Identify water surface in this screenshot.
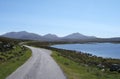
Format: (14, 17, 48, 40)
(52, 43, 120, 59)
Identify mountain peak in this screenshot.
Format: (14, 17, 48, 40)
(69, 32, 84, 36)
(1, 31, 97, 41)
(63, 32, 96, 39)
(44, 34, 58, 38)
(63, 33, 86, 39)
(18, 31, 28, 33)
(72, 32, 81, 34)
(1, 31, 43, 40)
(43, 34, 59, 41)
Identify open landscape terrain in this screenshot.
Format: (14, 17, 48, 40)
(27, 41, 120, 79)
(0, 33, 120, 79)
(1, 0, 120, 79)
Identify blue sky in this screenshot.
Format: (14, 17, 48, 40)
(0, 0, 120, 37)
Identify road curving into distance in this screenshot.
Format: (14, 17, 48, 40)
(6, 46, 66, 79)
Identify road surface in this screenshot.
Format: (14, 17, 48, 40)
(6, 46, 66, 79)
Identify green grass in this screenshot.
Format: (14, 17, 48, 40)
(51, 51, 120, 79)
(0, 47, 32, 79)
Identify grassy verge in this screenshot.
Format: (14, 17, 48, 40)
(0, 46, 32, 79)
(52, 51, 120, 79)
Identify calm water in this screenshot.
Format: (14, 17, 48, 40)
(52, 43, 120, 59)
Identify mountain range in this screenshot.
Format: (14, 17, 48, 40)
(1, 31, 120, 42)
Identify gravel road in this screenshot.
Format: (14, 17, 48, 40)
(6, 46, 66, 79)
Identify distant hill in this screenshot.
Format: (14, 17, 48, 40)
(1, 31, 120, 42)
(43, 34, 60, 41)
(1, 31, 45, 41)
(1, 31, 97, 41)
(62, 33, 96, 40)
